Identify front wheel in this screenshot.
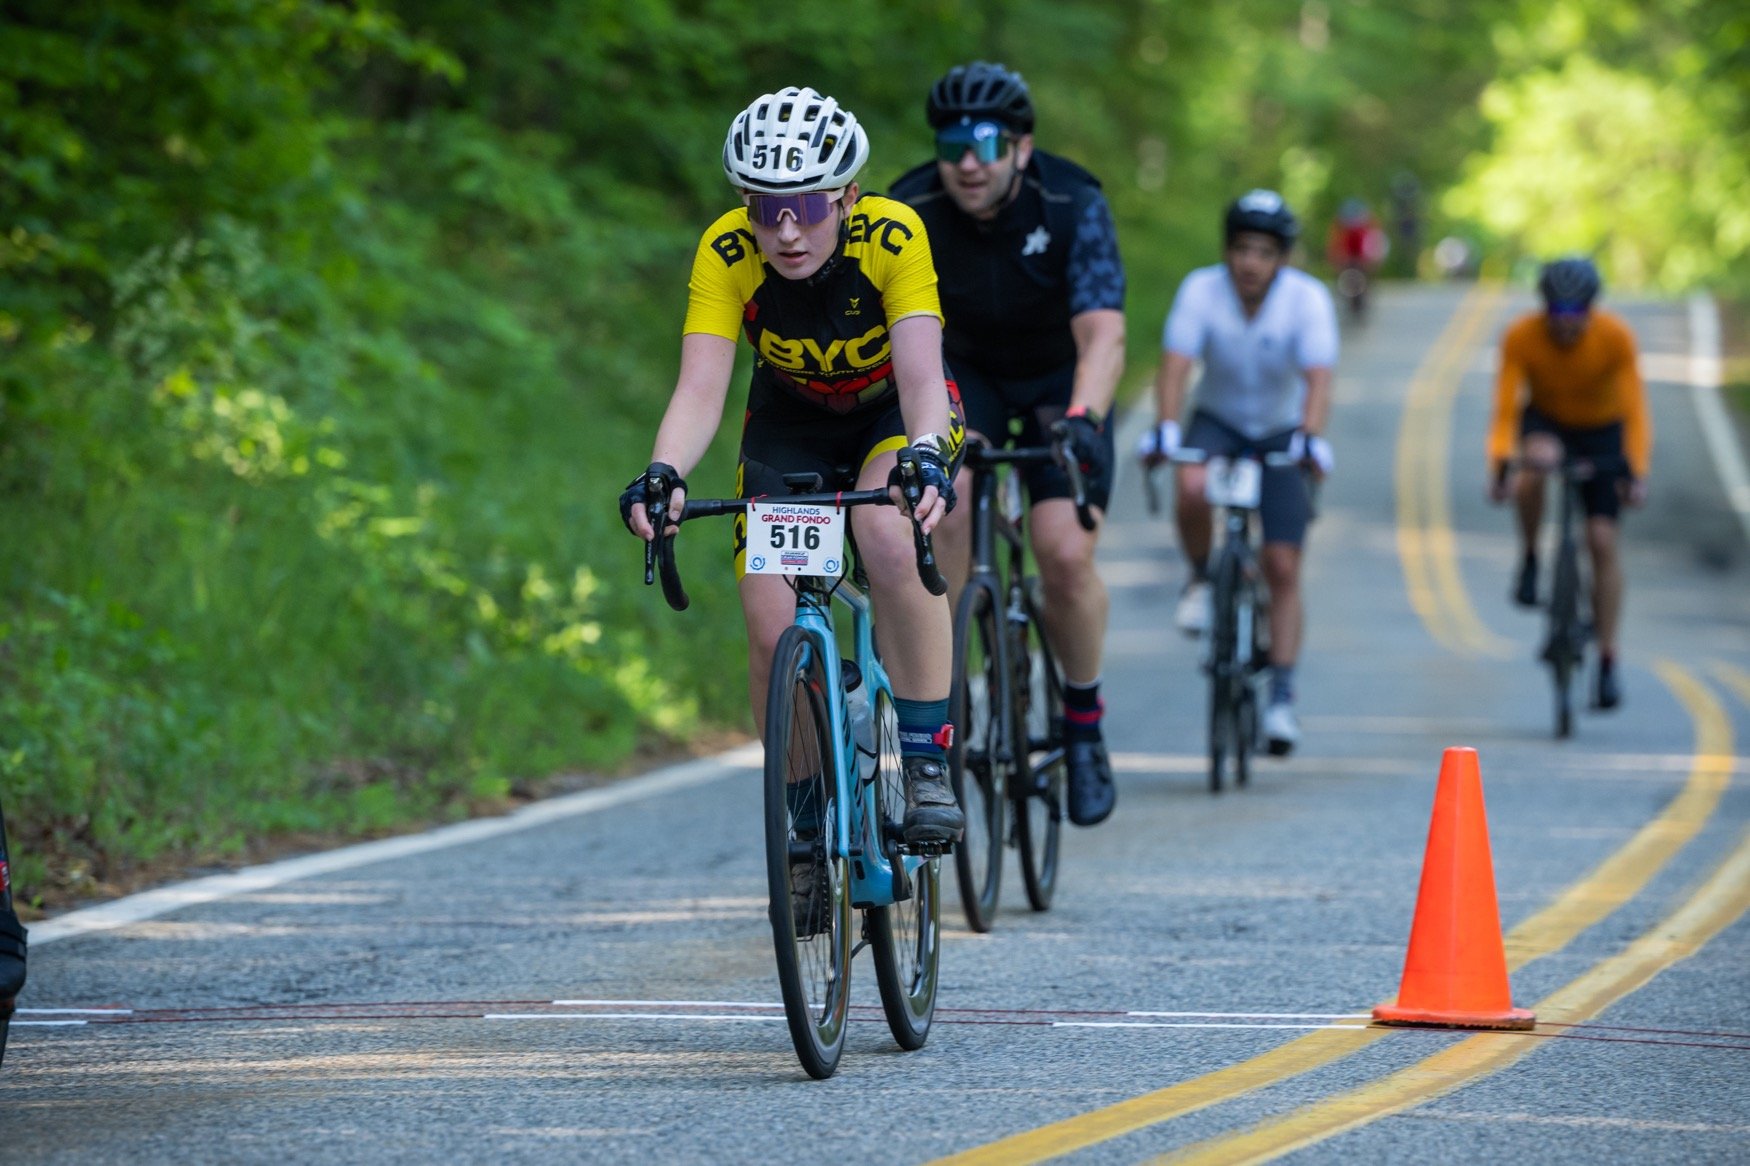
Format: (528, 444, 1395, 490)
(763, 627, 852, 1079)
(1013, 580, 1064, 911)
(868, 687, 941, 1049)
(949, 580, 1008, 933)
(1207, 553, 1241, 794)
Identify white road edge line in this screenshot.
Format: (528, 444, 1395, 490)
(485, 1013, 783, 1023)
(16, 1008, 135, 1016)
(1055, 1022, 1371, 1031)
(552, 999, 782, 1009)
(29, 744, 762, 946)
(1688, 292, 1750, 548)
(1127, 1011, 1371, 1020)
(11, 1021, 89, 1027)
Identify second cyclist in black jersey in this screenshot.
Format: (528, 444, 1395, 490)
(889, 62, 1127, 829)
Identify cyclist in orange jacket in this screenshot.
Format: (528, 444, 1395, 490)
(1487, 257, 1651, 710)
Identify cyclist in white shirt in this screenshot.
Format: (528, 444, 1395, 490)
(1138, 190, 1337, 754)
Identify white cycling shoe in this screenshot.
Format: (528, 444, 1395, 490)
(1175, 581, 1211, 637)
(1263, 700, 1300, 757)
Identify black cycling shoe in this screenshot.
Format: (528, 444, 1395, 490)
(788, 856, 831, 938)
(902, 757, 965, 844)
(1066, 737, 1116, 826)
(1513, 555, 1539, 607)
(1593, 665, 1621, 711)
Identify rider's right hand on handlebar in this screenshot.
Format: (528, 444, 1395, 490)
(1136, 419, 1181, 467)
(620, 462, 687, 541)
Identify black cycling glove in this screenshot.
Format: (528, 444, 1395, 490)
(890, 443, 957, 515)
(619, 462, 686, 535)
(1056, 413, 1113, 501)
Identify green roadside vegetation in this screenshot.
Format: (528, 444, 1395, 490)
(3, 0, 1744, 908)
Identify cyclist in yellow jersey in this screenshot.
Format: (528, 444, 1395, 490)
(1487, 257, 1651, 710)
(621, 87, 967, 844)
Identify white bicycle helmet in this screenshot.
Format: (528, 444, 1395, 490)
(722, 86, 868, 193)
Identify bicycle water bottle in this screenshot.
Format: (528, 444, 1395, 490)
(843, 659, 877, 783)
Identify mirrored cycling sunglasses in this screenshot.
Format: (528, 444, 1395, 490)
(745, 188, 846, 228)
(935, 120, 1013, 164)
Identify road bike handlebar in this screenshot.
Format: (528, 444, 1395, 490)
(639, 453, 946, 611)
(965, 432, 1095, 532)
(1169, 447, 1303, 468)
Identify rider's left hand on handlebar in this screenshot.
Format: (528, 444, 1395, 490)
(620, 462, 687, 541)
(1287, 430, 1335, 477)
(888, 441, 955, 533)
(1136, 419, 1181, 466)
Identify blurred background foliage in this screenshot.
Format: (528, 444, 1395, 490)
(0, 0, 1742, 903)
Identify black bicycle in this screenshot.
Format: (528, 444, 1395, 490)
(0, 797, 23, 1068)
(639, 453, 947, 1079)
(1165, 447, 1300, 792)
(1535, 455, 1624, 739)
(948, 430, 1091, 931)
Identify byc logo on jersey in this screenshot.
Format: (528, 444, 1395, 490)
(846, 297, 861, 317)
(711, 228, 758, 267)
(847, 212, 914, 256)
(758, 323, 890, 374)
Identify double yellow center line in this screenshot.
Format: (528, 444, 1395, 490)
(930, 664, 1738, 1165)
(1395, 283, 1515, 658)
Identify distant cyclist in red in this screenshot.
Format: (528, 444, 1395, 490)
(1326, 199, 1388, 320)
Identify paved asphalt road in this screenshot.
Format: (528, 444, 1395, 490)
(6, 284, 1748, 1164)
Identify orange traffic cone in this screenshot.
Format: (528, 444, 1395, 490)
(1373, 747, 1535, 1030)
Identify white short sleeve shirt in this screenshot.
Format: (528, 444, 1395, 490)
(1161, 264, 1339, 438)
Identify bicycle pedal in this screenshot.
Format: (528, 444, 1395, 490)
(902, 839, 953, 858)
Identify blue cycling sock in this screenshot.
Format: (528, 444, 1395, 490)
(1270, 665, 1295, 705)
(895, 696, 950, 763)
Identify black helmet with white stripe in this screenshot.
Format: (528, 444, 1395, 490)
(926, 61, 1035, 133)
(1224, 189, 1300, 247)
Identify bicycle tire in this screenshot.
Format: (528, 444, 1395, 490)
(763, 626, 852, 1079)
(868, 687, 941, 1050)
(1013, 579, 1064, 911)
(1234, 581, 1259, 787)
(1207, 550, 1241, 793)
(1546, 538, 1585, 740)
(948, 580, 1007, 933)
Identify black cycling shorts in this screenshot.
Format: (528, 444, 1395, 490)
(954, 360, 1114, 511)
(733, 386, 967, 575)
(1182, 410, 1314, 547)
(1521, 406, 1626, 521)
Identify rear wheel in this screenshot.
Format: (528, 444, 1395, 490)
(1545, 540, 1585, 741)
(763, 627, 851, 1079)
(948, 581, 1007, 933)
(869, 688, 941, 1051)
(1014, 580, 1065, 911)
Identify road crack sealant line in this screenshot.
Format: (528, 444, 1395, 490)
(17, 999, 1749, 1052)
(926, 662, 1735, 1166)
(28, 744, 761, 946)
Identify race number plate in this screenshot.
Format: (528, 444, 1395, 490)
(1204, 456, 1263, 509)
(745, 501, 848, 577)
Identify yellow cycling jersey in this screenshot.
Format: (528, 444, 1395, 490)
(682, 195, 943, 413)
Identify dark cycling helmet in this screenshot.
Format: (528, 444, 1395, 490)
(1224, 189, 1300, 246)
(926, 61, 1035, 133)
(1537, 257, 1601, 309)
